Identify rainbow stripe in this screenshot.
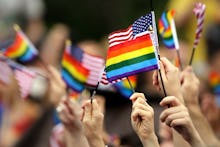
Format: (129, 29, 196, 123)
(114, 76, 137, 98)
(106, 34, 159, 82)
(158, 10, 176, 49)
(4, 29, 38, 63)
(209, 71, 220, 94)
(61, 51, 89, 92)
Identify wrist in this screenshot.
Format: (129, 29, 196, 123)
(87, 135, 105, 147)
(140, 133, 159, 147)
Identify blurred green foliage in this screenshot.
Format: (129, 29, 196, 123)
(44, 0, 169, 41)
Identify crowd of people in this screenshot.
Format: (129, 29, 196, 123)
(0, 0, 220, 147)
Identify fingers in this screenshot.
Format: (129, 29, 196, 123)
(130, 92, 146, 103)
(160, 108, 188, 127)
(160, 57, 177, 72)
(160, 96, 181, 107)
(48, 65, 66, 88)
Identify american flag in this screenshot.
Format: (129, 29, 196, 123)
(14, 68, 36, 99)
(108, 12, 153, 48)
(70, 45, 105, 87)
(100, 69, 125, 85)
(82, 53, 105, 86)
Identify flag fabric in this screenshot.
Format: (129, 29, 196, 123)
(193, 2, 206, 49)
(209, 71, 220, 94)
(3, 25, 38, 63)
(61, 43, 89, 92)
(70, 45, 105, 87)
(4, 58, 37, 99)
(158, 10, 179, 49)
(114, 76, 137, 98)
(14, 68, 36, 99)
(106, 33, 159, 82)
(106, 13, 159, 82)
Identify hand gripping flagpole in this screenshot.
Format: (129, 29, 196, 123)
(189, 2, 206, 65)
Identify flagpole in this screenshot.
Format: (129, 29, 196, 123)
(176, 50, 183, 70)
(90, 81, 100, 104)
(126, 77, 135, 93)
(189, 47, 195, 65)
(151, 11, 167, 97)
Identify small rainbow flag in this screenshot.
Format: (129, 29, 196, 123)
(106, 34, 159, 82)
(61, 41, 89, 92)
(158, 10, 179, 49)
(114, 76, 137, 98)
(209, 71, 220, 94)
(4, 25, 38, 63)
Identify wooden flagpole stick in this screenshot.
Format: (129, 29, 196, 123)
(189, 47, 195, 66)
(90, 81, 100, 104)
(126, 77, 135, 93)
(157, 53, 167, 97)
(176, 49, 183, 70)
(151, 11, 168, 97)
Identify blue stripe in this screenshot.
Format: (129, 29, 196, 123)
(18, 46, 37, 62)
(61, 69, 84, 92)
(106, 58, 158, 79)
(161, 12, 169, 29)
(114, 82, 133, 98)
(163, 38, 175, 49)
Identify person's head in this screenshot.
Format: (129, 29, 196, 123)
(206, 23, 220, 72)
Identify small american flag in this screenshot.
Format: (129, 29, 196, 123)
(108, 13, 153, 48)
(14, 66, 36, 99)
(70, 45, 105, 87)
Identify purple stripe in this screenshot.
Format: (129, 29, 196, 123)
(108, 64, 158, 82)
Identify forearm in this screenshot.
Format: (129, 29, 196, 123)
(64, 129, 89, 147)
(140, 133, 160, 147)
(86, 135, 105, 147)
(188, 104, 220, 146)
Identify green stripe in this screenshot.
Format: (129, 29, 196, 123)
(106, 52, 156, 72)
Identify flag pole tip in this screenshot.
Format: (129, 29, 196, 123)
(13, 24, 20, 31)
(66, 40, 72, 46)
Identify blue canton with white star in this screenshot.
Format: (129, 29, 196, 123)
(132, 13, 152, 37)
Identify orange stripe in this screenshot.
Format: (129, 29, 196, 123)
(4, 33, 24, 56)
(107, 34, 152, 59)
(62, 52, 89, 76)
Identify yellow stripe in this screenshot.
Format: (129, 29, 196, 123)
(106, 46, 154, 66)
(10, 41, 27, 58)
(62, 60, 87, 82)
(163, 30, 172, 38)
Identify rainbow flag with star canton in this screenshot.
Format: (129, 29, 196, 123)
(61, 41, 89, 92)
(106, 13, 159, 82)
(3, 25, 38, 63)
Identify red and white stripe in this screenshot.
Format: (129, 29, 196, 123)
(108, 26, 133, 48)
(100, 70, 125, 85)
(82, 53, 105, 86)
(14, 68, 36, 99)
(193, 2, 206, 48)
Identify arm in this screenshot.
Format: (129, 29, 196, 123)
(160, 96, 205, 147)
(57, 98, 89, 147)
(130, 93, 160, 147)
(82, 100, 105, 147)
(181, 66, 220, 146)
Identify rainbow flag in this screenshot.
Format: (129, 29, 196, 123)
(106, 34, 159, 82)
(114, 76, 137, 98)
(61, 42, 89, 92)
(158, 10, 179, 49)
(209, 71, 220, 94)
(4, 25, 38, 63)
